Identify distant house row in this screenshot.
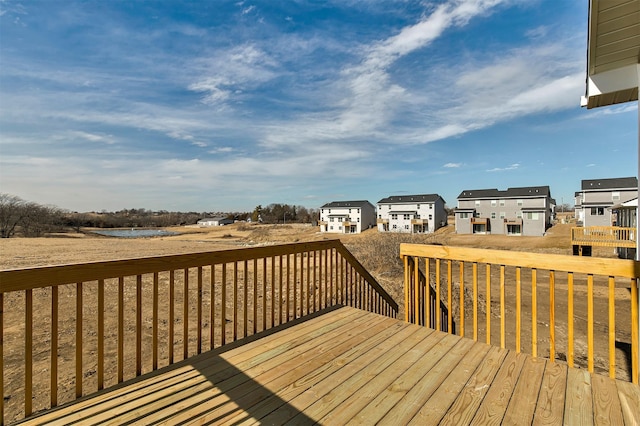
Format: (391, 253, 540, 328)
(320, 178, 638, 237)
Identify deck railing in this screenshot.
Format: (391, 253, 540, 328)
(401, 243, 639, 384)
(571, 226, 636, 248)
(0, 240, 397, 425)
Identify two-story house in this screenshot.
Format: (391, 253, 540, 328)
(319, 201, 376, 234)
(455, 186, 554, 236)
(574, 177, 638, 227)
(376, 194, 447, 233)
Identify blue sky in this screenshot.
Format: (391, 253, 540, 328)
(0, 0, 637, 213)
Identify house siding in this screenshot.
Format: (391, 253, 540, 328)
(319, 201, 376, 234)
(575, 177, 638, 227)
(376, 194, 447, 234)
(455, 186, 553, 237)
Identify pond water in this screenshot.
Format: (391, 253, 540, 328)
(91, 229, 179, 238)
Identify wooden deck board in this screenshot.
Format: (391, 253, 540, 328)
(18, 306, 640, 426)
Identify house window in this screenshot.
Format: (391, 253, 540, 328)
(524, 212, 540, 220)
(392, 224, 397, 229)
(405, 225, 410, 230)
(357, 218, 360, 222)
(391, 214, 398, 220)
(328, 209, 331, 213)
(330, 217, 334, 222)
(330, 226, 333, 230)
(491, 200, 497, 207)
(415, 214, 420, 219)
(590, 207, 605, 216)
(612, 192, 620, 200)
(491, 212, 496, 219)
(459, 212, 469, 219)
(499, 200, 505, 206)
(403, 214, 410, 220)
(475, 200, 481, 206)
(417, 204, 420, 209)
(517, 199, 523, 206)
(429, 205, 433, 209)
(517, 212, 522, 218)
(349, 209, 351, 213)
(500, 212, 505, 219)
(428, 214, 432, 220)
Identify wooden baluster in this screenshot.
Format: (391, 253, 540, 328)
(608, 276, 615, 378)
(153, 273, 159, 368)
(567, 272, 574, 368)
(403, 256, 409, 322)
(549, 270, 555, 362)
(631, 277, 638, 384)
(532, 269, 538, 358)
(234, 262, 238, 340)
(293, 255, 298, 319)
(210, 265, 216, 349)
(76, 282, 82, 398)
(271, 257, 275, 326)
(473, 262, 478, 341)
(279, 255, 284, 323)
(413, 257, 419, 325)
(253, 259, 258, 335)
(98, 279, 104, 390)
(486, 264, 491, 345)
(447, 260, 452, 333)
(182, 269, 188, 360)
(26, 288, 33, 416)
(51, 286, 58, 408)
(587, 274, 594, 373)
(262, 258, 267, 329)
(516, 267, 521, 353)
(0, 292, 3, 422)
(221, 264, 226, 346)
(306, 252, 311, 315)
(312, 251, 317, 313)
(425, 258, 430, 329)
(169, 271, 175, 363)
(137, 274, 143, 375)
(118, 277, 125, 381)
(286, 255, 291, 321)
(243, 260, 248, 336)
(197, 267, 202, 354)
(500, 265, 505, 349)
(460, 261, 464, 338)
(436, 259, 441, 331)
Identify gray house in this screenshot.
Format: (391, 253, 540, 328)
(319, 200, 376, 234)
(574, 177, 638, 227)
(455, 186, 554, 236)
(376, 194, 447, 233)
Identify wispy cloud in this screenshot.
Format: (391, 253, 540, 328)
(443, 162, 462, 168)
(486, 163, 520, 172)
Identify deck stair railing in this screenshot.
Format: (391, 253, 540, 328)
(403, 264, 454, 334)
(401, 243, 639, 384)
(0, 240, 397, 425)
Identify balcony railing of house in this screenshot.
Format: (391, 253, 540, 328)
(401, 243, 639, 384)
(0, 240, 398, 425)
(571, 226, 637, 248)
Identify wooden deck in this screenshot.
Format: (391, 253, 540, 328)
(18, 306, 640, 425)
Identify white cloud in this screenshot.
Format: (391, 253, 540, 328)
(443, 162, 462, 168)
(486, 163, 520, 172)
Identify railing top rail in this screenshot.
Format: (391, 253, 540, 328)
(0, 240, 342, 293)
(400, 243, 640, 279)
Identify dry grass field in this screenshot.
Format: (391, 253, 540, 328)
(0, 217, 634, 423)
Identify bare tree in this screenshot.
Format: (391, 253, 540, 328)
(0, 193, 26, 238)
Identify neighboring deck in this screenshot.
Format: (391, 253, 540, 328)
(19, 306, 640, 425)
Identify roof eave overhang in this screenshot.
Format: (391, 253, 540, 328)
(582, 0, 640, 109)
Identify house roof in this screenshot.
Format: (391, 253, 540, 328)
(198, 216, 230, 222)
(321, 200, 373, 208)
(582, 0, 639, 109)
(581, 176, 638, 191)
(377, 194, 444, 204)
(457, 186, 551, 200)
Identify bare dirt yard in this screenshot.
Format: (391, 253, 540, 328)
(0, 217, 635, 423)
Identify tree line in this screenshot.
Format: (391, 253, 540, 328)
(0, 194, 320, 238)
(251, 204, 318, 224)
